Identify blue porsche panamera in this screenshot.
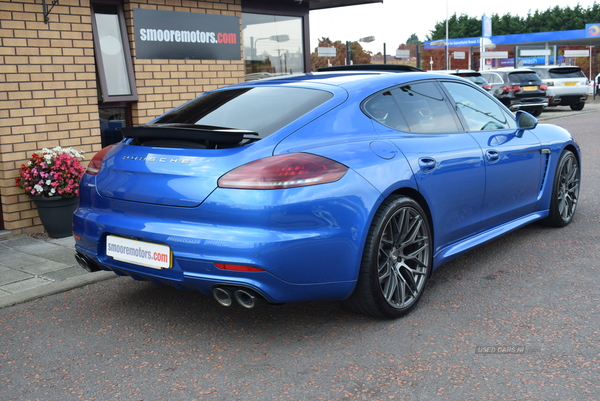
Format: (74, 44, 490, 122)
(73, 66, 580, 318)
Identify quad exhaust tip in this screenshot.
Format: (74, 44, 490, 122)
(212, 286, 262, 309)
(234, 289, 256, 309)
(212, 287, 234, 307)
(74, 252, 101, 273)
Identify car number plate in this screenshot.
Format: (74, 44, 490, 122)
(522, 86, 538, 91)
(106, 235, 172, 269)
(563, 82, 577, 86)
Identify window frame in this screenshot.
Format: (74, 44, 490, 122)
(90, 0, 138, 103)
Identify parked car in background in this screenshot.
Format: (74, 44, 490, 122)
(435, 69, 492, 91)
(481, 68, 548, 116)
(73, 67, 580, 319)
(528, 65, 588, 110)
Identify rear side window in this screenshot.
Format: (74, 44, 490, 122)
(363, 91, 409, 131)
(363, 81, 461, 134)
(482, 73, 502, 84)
(508, 72, 542, 84)
(153, 87, 333, 137)
(392, 82, 460, 133)
(548, 68, 585, 79)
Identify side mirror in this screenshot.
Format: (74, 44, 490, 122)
(515, 110, 538, 137)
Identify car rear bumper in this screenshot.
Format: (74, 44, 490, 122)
(507, 99, 549, 111)
(548, 94, 588, 106)
(73, 171, 381, 303)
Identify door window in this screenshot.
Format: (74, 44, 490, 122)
(391, 82, 461, 133)
(442, 81, 516, 131)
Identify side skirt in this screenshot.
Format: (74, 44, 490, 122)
(432, 210, 549, 269)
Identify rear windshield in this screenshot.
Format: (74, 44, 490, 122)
(153, 87, 333, 137)
(508, 72, 542, 84)
(548, 68, 586, 79)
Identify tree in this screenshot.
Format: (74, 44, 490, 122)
(406, 34, 421, 45)
(311, 37, 372, 70)
(426, 4, 600, 40)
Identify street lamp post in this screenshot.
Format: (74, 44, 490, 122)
(445, 0, 449, 69)
(251, 34, 290, 61)
(346, 35, 375, 65)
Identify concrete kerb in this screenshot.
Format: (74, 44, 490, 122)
(0, 271, 115, 309)
(0, 234, 116, 309)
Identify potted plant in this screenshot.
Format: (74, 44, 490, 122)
(15, 146, 85, 238)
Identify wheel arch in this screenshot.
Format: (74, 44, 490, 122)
(386, 187, 435, 277)
(563, 143, 580, 163)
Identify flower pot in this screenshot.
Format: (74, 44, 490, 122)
(30, 196, 79, 238)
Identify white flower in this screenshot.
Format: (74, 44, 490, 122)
(50, 188, 56, 194)
(46, 180, 51, 185)
(41, 146, 85, 160)
(34, 184, 43, 193)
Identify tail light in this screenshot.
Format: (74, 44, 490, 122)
(540, 84, 548, 90)
(482, 84, 493, 91)
(85, 145, 113, 176)
(502, 85, 522, 92)
(218, 153, 348, 190)
(546, 81, 554, 86)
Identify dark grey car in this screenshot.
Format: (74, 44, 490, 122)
(481, 69, 548, 116)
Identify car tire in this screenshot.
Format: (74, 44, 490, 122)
(570, 102, 585, 111)
(344, 196, 432, 319)
(542, 150, 580, 227)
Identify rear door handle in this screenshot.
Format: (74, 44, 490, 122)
(486, 150, 500, 163)
(418, 157, 437, 172)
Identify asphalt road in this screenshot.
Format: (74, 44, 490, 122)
(1, 106, 599, 400)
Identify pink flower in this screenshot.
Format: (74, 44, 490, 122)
(15, 146, 85, 198)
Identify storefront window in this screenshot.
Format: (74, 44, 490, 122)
(99, 105, 129, 147)
(91, 1, 137, 102)
(242, 13, 304, 81)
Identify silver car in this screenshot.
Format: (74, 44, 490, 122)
(528, 65, 588, 110)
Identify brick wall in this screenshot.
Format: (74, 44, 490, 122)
(0, 0, 244, 235)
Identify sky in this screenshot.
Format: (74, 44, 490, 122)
(309, 0, 599, 54)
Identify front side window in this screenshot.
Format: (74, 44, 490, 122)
(242, 13, 304, 81)
(442, 81, 516, 131)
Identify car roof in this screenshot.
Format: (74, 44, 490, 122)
(529, 65, 582, 70)
(317, 64, 425, 72)
(434, 69, 479, 74)
(489, 68, 536, 73)
(227, 69, 465, 94)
